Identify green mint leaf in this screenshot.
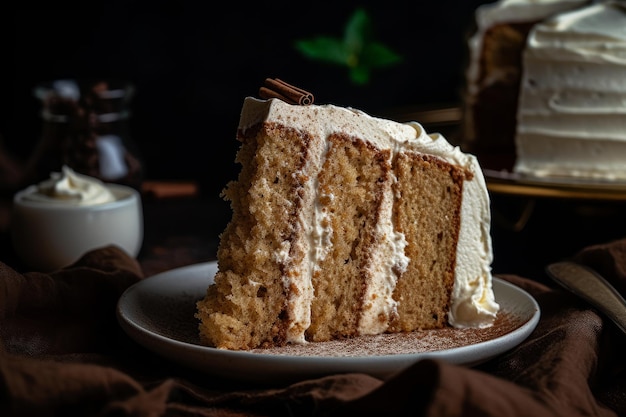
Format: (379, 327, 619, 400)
(294, 7, 403, 85)
(349, 66, 371, 85)
(361, 42, 403, 68)
(344, 8, 371, 53)
(294, 37, 349, 66)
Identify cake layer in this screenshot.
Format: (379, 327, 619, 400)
(198, 122, 320, 349)
(389, 152, 465, 332)
(307, 135, 396, 342)
(196, 98, 499, 350)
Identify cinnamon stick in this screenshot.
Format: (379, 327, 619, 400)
(259, 78, 314, 105)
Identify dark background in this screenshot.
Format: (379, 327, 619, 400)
(8, 1, 492, 197)
(9, 1, 625, 279)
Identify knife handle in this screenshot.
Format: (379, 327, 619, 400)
(546, 261, 626, 336)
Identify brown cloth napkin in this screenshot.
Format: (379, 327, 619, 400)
(1, 243, 626, 417)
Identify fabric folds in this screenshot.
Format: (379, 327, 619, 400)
(1, 242, 625, 417)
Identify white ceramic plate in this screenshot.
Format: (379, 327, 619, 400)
(117, 262, 540, 384)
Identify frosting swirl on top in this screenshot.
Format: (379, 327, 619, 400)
(22, 165, 117, 206)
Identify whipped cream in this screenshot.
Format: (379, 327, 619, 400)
(21, 165, 117, 205)
(240, 97, 499, 339)
(513, 1, 626, 180)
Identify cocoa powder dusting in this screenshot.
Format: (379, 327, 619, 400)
(249, 311, 523, 357)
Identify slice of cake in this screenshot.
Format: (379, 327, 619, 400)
(513, 1, 626, 180)
(196, 94, 499, 350)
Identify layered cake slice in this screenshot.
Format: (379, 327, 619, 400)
(196, 91, 499, 350)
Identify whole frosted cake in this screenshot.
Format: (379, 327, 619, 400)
(462, 0, 626, 181)
(196, 93, 499, 350)
(514, 1, 626, 180)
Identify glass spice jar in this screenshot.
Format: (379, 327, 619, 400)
(27, 79, 143, 190)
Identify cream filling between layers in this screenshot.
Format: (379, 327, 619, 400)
(357, 177, 408, 335)
(285, 126, 328, 344)
(293, 138, 333, 344)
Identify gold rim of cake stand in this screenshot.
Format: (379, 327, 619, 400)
(486, 178, 626, 201)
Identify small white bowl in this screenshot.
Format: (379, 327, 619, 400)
(11, 184, 143, 272)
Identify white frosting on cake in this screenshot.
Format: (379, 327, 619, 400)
(475, 0, 589, 27)
(239, 97, 499, 341)
(466, 0, 589, 96)
(513, 1, 626, 180)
